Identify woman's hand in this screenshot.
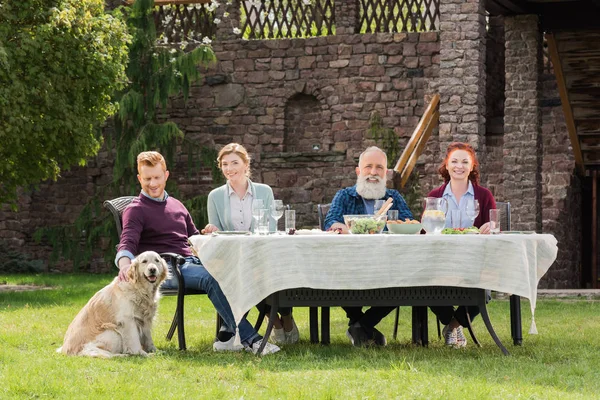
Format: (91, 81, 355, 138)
(479, 222, 491, 234)
(201, 224, 219, 235)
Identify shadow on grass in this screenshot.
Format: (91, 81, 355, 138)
(0, 274, 113, 311)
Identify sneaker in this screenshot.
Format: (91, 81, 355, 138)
(212, 336, 244, 352)
(216, 326, 234, 342)
(284, 319, 300, 344)
(271, 327, 286, 344)
(442, 324, 457, 347)
(246, 338, 281, 355)
(455, 326, 467, 348)
(346, 322, 370, 347)
(370, 326, 387, 346)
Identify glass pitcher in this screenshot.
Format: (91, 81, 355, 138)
(421, 197, 448, 234)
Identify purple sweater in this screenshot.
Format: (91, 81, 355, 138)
(117, 194, 199, 257)
(428, 182, 496, 228)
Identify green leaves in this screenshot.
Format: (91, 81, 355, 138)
(0, 0, 131, 206)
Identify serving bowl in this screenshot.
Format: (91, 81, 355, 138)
(343, 214, 387, 234)
(387, 221, 423, 234)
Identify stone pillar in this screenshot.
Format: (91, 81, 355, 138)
(335, 0, 359, 35)
(435, 0, 487, 153)
(215, 0, 241, 41)
(503, 15, 542, 231)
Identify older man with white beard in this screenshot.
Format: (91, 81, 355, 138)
(323, 146, 413, 347)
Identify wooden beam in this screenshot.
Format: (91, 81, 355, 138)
(485, 0, 528, 15)
(593, 171, 598, 288)
(400, 110, 439, 188)
(394, 94, 440, 175)
(546, 33, 585, 175)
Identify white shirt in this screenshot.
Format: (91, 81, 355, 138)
(227, 181, 253, 231)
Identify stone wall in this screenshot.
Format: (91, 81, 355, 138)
(539, 51, 582, 288)
(181, 32, 440, 228)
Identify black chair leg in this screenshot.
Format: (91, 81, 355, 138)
(464, 311, 481, 347)
(393, 307, 400, 340)
(254, 308, 267, 332)
(166, 310, 178, 341)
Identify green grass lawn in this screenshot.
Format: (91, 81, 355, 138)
(1, 274, 598, 399)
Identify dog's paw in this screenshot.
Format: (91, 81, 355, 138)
(145, 345, 157, 353)
(137, 349, 149, 357)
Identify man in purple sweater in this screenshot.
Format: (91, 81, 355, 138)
(116, 151, 279, 355)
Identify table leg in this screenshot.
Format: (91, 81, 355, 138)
(309, 307, 319, 343)
(411, 306, 428, 346)
(321, 307, 331, 345)
(479, 303, 509, 355)
(510, 295, 523, 346)
(257, 294, 279, 355)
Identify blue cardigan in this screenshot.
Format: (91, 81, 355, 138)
(207, 180, 276, 232)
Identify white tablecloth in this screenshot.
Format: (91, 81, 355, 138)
(190, 233, 558, 334)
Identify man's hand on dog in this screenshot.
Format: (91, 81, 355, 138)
(117, 257, 131, 282)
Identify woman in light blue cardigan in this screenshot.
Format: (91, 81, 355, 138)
(202, 143, 299, 345)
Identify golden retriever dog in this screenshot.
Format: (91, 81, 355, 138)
(58, 251, 168, 358)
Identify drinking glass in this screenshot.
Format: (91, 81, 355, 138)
(387, 209, 399, 221)
(285, 209, 296, 234)
(257, 210, 269, 235)
(450, 209, 462, 229)
(465, 199, 480, 225)
(252, 199, 265, 234)
(374, 200, 386, 214)
(489, 209, 500, 234)
(270, 200, 285, 232)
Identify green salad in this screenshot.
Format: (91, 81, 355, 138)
(441, 226, 480, 234)
(349, 218, 386, 234)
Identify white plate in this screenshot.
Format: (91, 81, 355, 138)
(295, 229, 336, 235)
(213, 231, 251, 235)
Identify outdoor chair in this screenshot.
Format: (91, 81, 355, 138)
(103, 196, 221, 351)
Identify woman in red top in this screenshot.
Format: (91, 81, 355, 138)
(428, 142, 496, 348)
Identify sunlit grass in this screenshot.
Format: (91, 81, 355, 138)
(1, 273, 599, 399)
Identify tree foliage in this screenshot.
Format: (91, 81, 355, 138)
(0, 0, 131, 206)
(112, 0, 216, 194)
(35, 0, 218, 269)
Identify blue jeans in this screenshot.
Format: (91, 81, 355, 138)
(165, 256, 259, 346)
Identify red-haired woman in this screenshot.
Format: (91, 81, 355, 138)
(428, 142, 496, 348)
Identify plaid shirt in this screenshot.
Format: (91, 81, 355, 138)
(324, 185, 413, 230)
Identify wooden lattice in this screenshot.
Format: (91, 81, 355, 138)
(359, 0, 439, 33)
(154, 4, 216, 43)
(240, 0, 335, 39)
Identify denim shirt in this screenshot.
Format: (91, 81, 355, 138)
(442, 182, 475, 228)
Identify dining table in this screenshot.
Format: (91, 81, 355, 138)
(190, 231, 558, 354)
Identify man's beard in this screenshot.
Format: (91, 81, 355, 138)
(356, 175, 387, 199)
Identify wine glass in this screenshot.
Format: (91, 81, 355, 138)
(270, 200, 285, 233)
(252, 199, 264, 234)
(465, 199, 480, 226)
